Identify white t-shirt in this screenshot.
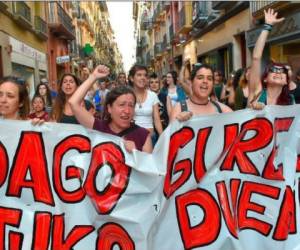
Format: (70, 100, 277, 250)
(134, 90, 159, 129)
(168, 89, 179, 107)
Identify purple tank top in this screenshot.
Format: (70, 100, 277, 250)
(93, 119, 149, 151)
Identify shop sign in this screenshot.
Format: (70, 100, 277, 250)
(9, 36, 46, 62)
(246, 12, 300, 47)
(56, 55, 70, 64)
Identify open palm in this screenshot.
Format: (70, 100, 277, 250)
(264, 8, 285, 26)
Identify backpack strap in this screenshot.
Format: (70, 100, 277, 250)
(211, 100, 222, 113)
(180, 100, 188, 112)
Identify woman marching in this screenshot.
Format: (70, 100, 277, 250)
(249, 9, 294, 108)
(52, 73, 94, 124)
(171, 64, 232, 122)
(0, 76, 30, 120)
(69, 65, 152, 153)
(128, 64, 163, 139)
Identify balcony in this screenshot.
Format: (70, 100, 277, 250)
(250, 1, 291, 19)
(71, 2, 79, 18)
(70, 41, 79, 59)
(212, 1, 237, 10)
(0, 1, 9, 12)
(12, 2, 32, 29)
(162, 2, 171, 11)
(192, 2, 209, 29)
(146, 51, 151, 66)
(169, 24, 174, 42)
(177, 4, 192, 34)
(154, 42, 163, 58)
(34, 16, 48, 40)
(137, 36, 147, 49)
(153, 3, 164, 24)
(141, 19, 152, 30)
(162, 34, 167, 52)
(48, 2, 75, 40)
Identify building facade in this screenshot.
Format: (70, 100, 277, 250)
(0, 1, 48, 98)
(0, 1, 124, 94)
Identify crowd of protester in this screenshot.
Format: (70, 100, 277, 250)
(1, 9, 300, 153)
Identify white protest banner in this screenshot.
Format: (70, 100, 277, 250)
(0, 105, 300, 250)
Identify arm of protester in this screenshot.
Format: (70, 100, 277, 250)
(69, 65, 110, 129)
(153, 103, 163, 135)
(142, 134, 153, 153)
(30, 118, 45, 126)
(220, 85, 227, 102)
(249, 9, 284, 105)
(219, 102, 233, 113)
(179, 59, 192, 97)
(249, 101, 265, 110)
(166, 95, 172, 118)
(170, 102, 193, 122)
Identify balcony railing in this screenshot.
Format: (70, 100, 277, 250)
(192, 2, 209, 28)
(169, 24, 174, 41)
(178, 4, 192, 33)
(162, 2, 171, 11)
(70, 40, 79, 58)
(250, 1, 290, 18)
(154, 42, 163, 57)
(250, 1, 276, 14)
(12, 2, 32, 29)
(212, 1, 237, 10)
(141, 18, 152, 30)
(48, 2, 75, 40)
(162, 34, 167, 51)
(34, 16, 48, 40)
(0, 1, 9, 12)
(146, 51, 151, 66)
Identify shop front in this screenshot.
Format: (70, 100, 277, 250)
(9, 36, 47, 99)
(198, 44, 233, 78)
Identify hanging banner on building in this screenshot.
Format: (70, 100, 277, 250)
(0, 105, 300, 249)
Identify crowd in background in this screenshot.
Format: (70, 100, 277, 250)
(1, 9, 300, 154)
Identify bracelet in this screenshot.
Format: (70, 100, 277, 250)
(263, 23, 273, 31)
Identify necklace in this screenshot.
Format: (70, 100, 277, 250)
(137, 91, 146, 109)
(190, 98, 209, 106)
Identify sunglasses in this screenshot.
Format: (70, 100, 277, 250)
(269, 66, 286, 74)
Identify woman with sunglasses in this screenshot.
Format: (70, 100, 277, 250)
(249, 9, 294, 107)
(69, 65, 152, 153)
(0, 76, 30, 120)
(171, 64, 232, 122)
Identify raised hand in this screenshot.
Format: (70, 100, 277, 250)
(92, 65, 110, 79)
(264, 8, 285, 26)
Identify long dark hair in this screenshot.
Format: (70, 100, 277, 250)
(128, 64, 148, 86)
(262, 62, 291, 105)
(233, 68, 245, 90)
(52, 73, 80, 121)
(35, 82, 52, 106)
(165, 70, 178, 87)
(103, 85, 136, 122)
(0, 76, 30, 119)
